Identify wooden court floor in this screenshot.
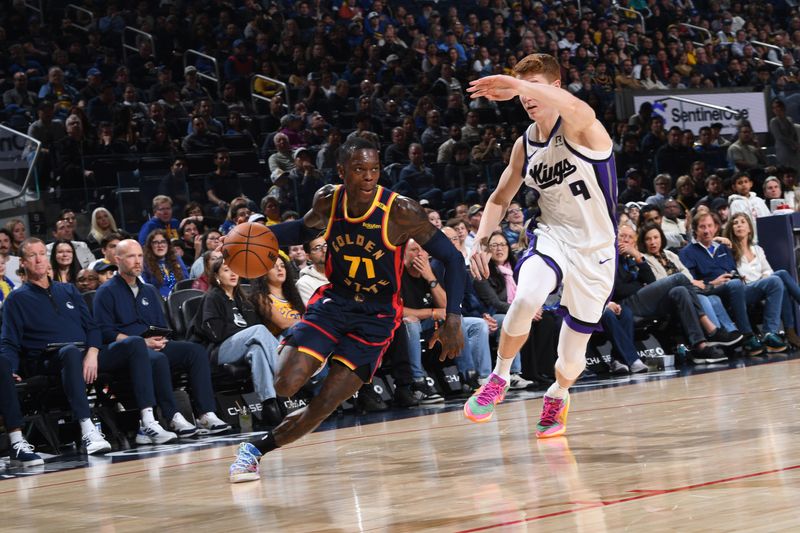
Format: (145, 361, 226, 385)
(4, 359, 800, 532)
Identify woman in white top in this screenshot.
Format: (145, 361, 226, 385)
(472, 46, 492, 75)
(724, 212, 800, 346)
(638, 222, 740, 340)
(640, 64, 667, 90)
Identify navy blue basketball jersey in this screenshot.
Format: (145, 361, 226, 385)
(320, 185, 404, 304)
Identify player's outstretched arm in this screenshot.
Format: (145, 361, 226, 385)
(268, 184, 335, 246)
(469, 136, 525, 280)
(388, 197, 465, 360)
(468, 75, 610, 151)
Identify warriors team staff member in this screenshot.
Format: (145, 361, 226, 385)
(229, 138, 466, 483)
(93, 239, 231, 439)
(1, 238, 176, 454)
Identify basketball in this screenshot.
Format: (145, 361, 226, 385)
(222, 222, 279, 279)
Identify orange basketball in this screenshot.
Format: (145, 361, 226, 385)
(222, 222, 279, 279)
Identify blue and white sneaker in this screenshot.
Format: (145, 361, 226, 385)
(135, 421, 178, 445)
(10, 438, 44, 467)
(229, 442, 262, 483)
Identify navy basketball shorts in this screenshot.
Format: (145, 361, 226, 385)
(282, 292, 401, 381)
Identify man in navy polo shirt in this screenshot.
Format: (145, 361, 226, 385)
(94, 239, 229, 438)
(1, 238, 175, 454)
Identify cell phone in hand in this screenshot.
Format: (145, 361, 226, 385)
(141, 326, 173, 338)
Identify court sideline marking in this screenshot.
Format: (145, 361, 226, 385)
(452, 464, 800, 532)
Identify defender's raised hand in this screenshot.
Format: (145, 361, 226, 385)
(467, 75, 521, 101)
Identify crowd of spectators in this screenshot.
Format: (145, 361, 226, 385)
(6, 0, 800, 463)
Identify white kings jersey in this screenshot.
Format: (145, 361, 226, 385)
(521, 118, 617, 251)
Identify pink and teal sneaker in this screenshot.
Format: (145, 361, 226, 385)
(229, 442, 262, 483)
(463, 373, 509, 423)
(535, 393, 570, 438)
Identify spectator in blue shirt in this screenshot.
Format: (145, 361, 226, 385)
(138, 195, 181, 245)
(37, 67, 79, 103)
(94, 239, 230, 437)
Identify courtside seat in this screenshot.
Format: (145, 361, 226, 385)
(15, 375, 68, 453)
(167, 289, 205, 339)
(174, 279, 195, 292)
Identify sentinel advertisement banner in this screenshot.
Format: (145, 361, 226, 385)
(632, 91, 768, 134)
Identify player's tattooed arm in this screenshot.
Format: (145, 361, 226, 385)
(268, 185, 335, 246)
(386, 195, 437, 246)
(388, 196, 465, 360)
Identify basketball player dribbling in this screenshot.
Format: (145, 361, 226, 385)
(228, 138, 466, 482)
(463, 53, 617, 438)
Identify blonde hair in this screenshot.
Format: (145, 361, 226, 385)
(513, 53, 561, 82)
(152, 195, 173, 211)
(89, 207, 118, 243)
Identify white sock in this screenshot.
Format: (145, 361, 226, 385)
(79, 418, 95, 435)
(9, 430, 23, 444)
(546, 382, 569, 399)
(141, 407, 156, 426)
(492, 355, 515, 382)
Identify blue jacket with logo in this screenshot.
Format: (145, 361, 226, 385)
(678, 242, 736, 283)
(93, 274, 168, 344)
(0, 281, 102, 372)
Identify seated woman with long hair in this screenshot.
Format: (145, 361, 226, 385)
(724, 213, 800, 347)
(86, 207, 122, 252)
(472, 230, 531, 389)
(50, 239, 81, 284)
(638, 222, 741, 344)
(192, 256, 284, 426)
(248, 254, 305, 338)
(142, 229, 189, 299)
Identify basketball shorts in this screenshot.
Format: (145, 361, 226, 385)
(516, 228, 615, 332)
(282, 291, 401, 381)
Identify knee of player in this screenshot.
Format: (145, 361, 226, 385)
(555, 357, 586, 381)
(508, 297, 540, 319)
